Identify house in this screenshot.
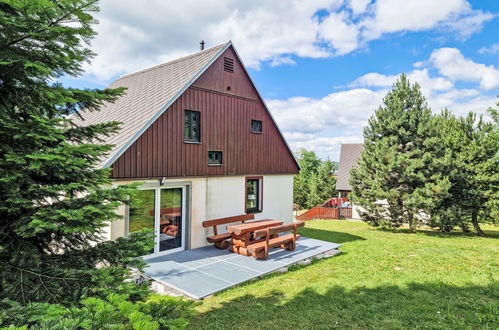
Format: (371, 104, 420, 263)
(336, 143, 363, 197)
(73, 41, 300, 257)
(335, 143, 364, 218)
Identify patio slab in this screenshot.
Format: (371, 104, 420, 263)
(142, 237, 341, 299)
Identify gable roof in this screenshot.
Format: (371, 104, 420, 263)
(73, 41, 298, 171)
(336, 143, 364, 191)
(73, 42, 230, 168)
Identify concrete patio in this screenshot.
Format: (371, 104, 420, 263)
(142, 237, 342, 299)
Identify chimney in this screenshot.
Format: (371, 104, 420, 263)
(200, 40, 205, 50)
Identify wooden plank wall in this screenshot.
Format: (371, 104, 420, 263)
(111, 87, 299, 178)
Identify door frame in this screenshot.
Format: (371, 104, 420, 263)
(128, 183, 188, 259)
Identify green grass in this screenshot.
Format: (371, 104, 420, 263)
(189, 221, 499, 329)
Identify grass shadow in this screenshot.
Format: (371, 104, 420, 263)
(298, 226, 366, 244)
(190, 282, 498, 329)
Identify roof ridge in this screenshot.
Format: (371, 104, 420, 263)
(118, 41, 230, 80)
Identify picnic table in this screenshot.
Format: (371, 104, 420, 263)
(227, 219, 283, 256)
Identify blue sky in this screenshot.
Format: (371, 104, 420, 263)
(62, 0, 499, 160)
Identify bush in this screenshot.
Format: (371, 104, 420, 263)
(0, 293, 197, 330)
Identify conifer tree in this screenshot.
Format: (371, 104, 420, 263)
(293, 149, 321, 208)
(293, 149, 338, 209)
(0, 0, 152, 305)
(432, 107, 498, 235)
(308, 160, 337, 207)
(350, 74, 450, 231)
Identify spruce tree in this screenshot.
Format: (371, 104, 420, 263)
(0, 0, 152, 305)
(350, 74, 450, 231)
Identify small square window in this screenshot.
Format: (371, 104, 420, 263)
(208, 151, 222, 165)
(251, 120, 262, 133)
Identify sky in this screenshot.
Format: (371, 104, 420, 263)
(61, 0, 499, 161)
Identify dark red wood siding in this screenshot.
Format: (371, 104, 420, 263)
(192, 47, 259, 99)
(110, 46, 299, 179)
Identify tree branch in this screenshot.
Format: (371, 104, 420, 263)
(1, 0, 99, 50)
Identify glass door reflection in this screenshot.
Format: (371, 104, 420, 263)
(158, 188, 183, 252)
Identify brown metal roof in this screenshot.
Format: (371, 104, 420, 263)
(336, 143, 364, 191)
(72, 42, 230, 168)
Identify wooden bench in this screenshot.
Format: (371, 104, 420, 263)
(247, 221, 305, 259)
(202, 214, 255, 249)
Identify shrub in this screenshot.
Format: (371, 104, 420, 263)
(0, 293, 197, 330)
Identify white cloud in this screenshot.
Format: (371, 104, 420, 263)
(269, 56, 297, 67)
(83, 0, 493, 80)
(268, 53, 497, 160)
(318, 11, 361, 55)
(267, 88, 385, 159)
(428, 48, 499, 90)
(289, 135, 364, 160)
(478, 43, 499, 55)
(270, 85, 497, 159)
(361, 0, 492, 40)
(351, 69, 454, 97)
(268, 88, 385, 135)
(348, 0, 371, 15)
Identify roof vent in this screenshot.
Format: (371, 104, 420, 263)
(224, 57, 234, 73)
(200, 40, 205, 50)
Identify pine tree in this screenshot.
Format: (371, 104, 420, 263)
(350, 74, 450, 231)
(432, 107, 498, 235)
(0, 0, 152, 305)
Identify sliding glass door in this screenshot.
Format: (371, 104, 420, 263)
(128, 186, 186, 256)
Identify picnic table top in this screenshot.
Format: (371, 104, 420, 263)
(227, 219, 283, 236)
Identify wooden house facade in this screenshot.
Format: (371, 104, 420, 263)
(74, 41, 299, 255)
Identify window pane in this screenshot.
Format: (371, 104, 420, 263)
(184, 112, 191, 139)
(208, 151, 222, 165)
(192, 112, 199, 140)
(159, 188, 182, 252)
(251, 120, 262, 133)
(129, 190, 155, 233)
(246, 179, 259, 211)
(184, 110, 200, 142)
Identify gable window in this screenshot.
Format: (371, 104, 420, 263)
(184, 110, 200, 142)
(251, 120, 262, 133)
(208, 150, 222, 165)
(246, 177, 262, 213)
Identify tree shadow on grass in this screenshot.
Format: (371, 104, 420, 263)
(190, 282, 498, 329)
(298, 227, 366, 244)
(377, 227, 499, 239)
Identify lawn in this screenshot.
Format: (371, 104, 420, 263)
(189, 221, 498, 329)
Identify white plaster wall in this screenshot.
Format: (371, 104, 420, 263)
(259, 175, 294, 225)
(108, 174, 294, 250)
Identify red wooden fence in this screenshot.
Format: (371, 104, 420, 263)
(296, 197, 352, 221)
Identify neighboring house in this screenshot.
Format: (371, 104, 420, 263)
(336, 143, 364, 218)
(73, 41, 299, 257)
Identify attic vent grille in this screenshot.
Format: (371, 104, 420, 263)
(224, 57, 234, 72)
